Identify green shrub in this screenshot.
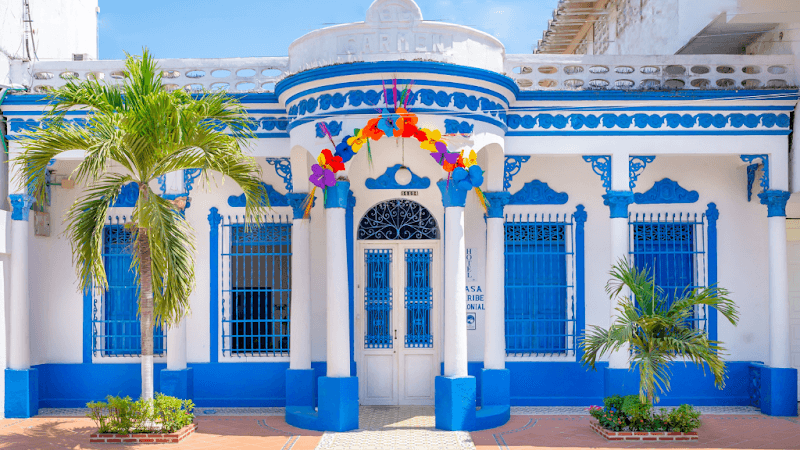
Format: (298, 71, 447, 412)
(87, 394, 194, 434)
(589, 396, 701, 433)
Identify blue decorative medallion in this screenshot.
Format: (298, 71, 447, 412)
(227, 182, 289, 207)
(508, 180, 568, 205)
(365, 164, 430, 190)
(633, 178, 698, 204)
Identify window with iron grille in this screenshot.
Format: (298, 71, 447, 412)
(364, 249, 393, 349)
(629, 212, 708, 332)
(504, 213, 577, 356)
(91, 219, 166, 357)
(220, 216, 291, 356)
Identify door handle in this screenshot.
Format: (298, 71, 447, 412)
(394, 329, 397, 340)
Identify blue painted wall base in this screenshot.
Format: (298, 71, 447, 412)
(317, 376, 359, 431)
(286, 368, 316, 407)
(604, 367, 640, 398)
(759, 366, 798, 416)
(159, 368, 193, 400)
(476, 369, 510, 430)
(5, 368, 38, 418)
(435, 376, 476, 431)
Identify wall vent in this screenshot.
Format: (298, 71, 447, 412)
(72, 53, 89, 61)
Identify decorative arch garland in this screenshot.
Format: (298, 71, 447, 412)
(303, 80, 488, 217)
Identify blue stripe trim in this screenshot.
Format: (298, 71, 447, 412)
(574, 206, 586, 362)
(707, 204, 718, 342)
(506, 130, 791, 136)
(1, 92, 280, 106)
(508, 105, 796, 112)
(3, 109, 288, 116)
(287, 108, 507, 132)
(241, 109, 287, 114)
(276, 61, 519, 99)
(517, 89, 800, 101)
(253, 133, 290, 138)
(284, 79, 511, 108)
(82, 289, 92, 364)
(208, 208, 222, 363)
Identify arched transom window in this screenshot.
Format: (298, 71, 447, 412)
(358, 199, 439, 240)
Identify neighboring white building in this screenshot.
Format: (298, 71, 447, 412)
(0, 0, 798, 431)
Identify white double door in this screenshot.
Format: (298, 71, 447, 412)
(357, 241, 440, 405)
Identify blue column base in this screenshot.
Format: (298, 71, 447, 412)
(435, 376, 476, 431)
(5, 368, 38, 418)
(475, 369, 510, 430)
(759, 366, 798, 416)
(603, 367, 639, 397)
(318, 376, 359, 431)
(159, 368, 194, 400)
(286, 368, 316, 407)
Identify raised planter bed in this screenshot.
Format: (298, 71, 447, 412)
(590, 421, 698, 442)
(89, 423, 197, 444)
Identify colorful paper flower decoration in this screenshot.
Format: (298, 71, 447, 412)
(303, 80, 489, 218)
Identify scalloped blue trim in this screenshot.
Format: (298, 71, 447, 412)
(506, 113, 790, 131)
(444, 119, 474, 135)
(7, 117, 289, 135)
(508, 180, 568, 205)
(633, 178, 699, 204)
(227, 182, 289, 207)
(365, 164, 431, 190)
(316, 121, 342, 138)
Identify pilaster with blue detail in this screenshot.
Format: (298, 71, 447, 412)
(9, 194, 35, 221)
(758, 190, 791, 217)
(603, 191, 634, 218)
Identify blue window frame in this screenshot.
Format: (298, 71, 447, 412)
(504, 213, 577, 356)
(364, 249, 393, 349)
(92, 222, 165, 357)
(629, 212, 708, 331)
(220, 216, 292, 356)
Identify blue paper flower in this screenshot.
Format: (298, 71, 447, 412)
(334, 136, 356, 163)
(452, 165, 484, 191)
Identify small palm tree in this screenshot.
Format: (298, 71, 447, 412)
(580, 259, 739, 404)
(16, 49, 266, 401)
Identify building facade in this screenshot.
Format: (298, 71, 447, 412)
(0, 0, 798, 431)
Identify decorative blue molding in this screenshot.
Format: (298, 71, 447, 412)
(740, 155, 769, 190)
(437, 180, 468, 208)
(582, 155, 612, 192)
(8, 117, 288, 137)
(184, 169, 202, 193)
(506, 113, 791, 131)
(633, 178, 698, 204)
(365, 164, 430, 190)
(287, 88, 506, 123)
(156, 175, 167, 195)
(484, 192, 511, 218)
(9, 194, 35, 221)
(207, 207, 223, 364)
(325, 181, 351, 209)
(706, 202, 719, 342)
(503, 156, 530, 191)
(746, 164, 759, 202)
(112, 183, 139, 207)
(444, 119, 474, 135)
(227, 182, 289, 207)
(629, 156, 655, 190)
(287, 193, 315, 220)
(603, 191, 634, 219)
(508, 180, 568, 205)
(266, 158, 293, 193)
(315, 121, 342, 138)
(758, 190, 791, 217)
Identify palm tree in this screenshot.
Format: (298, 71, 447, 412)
(15, 49, 266, 401)
(580, 259, 739, 404)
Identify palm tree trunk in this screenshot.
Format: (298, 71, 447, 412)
(138, 213, 155, 402)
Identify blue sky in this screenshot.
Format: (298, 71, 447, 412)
(98, 0, 557, 60)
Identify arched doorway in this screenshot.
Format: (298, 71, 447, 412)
(357, 199, 441, 405)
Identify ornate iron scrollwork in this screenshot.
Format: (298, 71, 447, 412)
(358, 199, 439, 240)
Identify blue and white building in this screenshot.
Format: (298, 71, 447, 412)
(0, 0, 798, 431)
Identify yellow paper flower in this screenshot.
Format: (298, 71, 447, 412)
(419, 129, 442, 152)
(347, 129, 367, 152)
(462, 149, 478, 168)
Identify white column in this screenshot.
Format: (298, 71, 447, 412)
(290, 217, 311, 370)
(8, 195, 34, 371)
(444, 206, 468, 378)
(607, 153, 631, 369)
(607, 216, 629, 369)
(482, 191, 510, 370)
(761, 189, 793, 368)
(325, 183, 351, 378)
(166, 319, 187, 370)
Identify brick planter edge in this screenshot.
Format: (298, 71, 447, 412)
(89, 423, 197, 444)
(590, 421, 698, 441)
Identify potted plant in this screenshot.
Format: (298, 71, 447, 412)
(581, 260, 739, 440)
(87, 394, 196, 444)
